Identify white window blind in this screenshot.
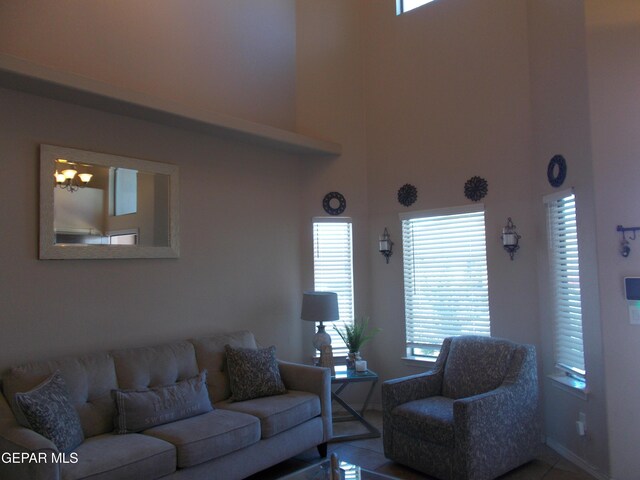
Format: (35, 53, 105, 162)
(545, 192, 586, 379)
(313, 220, 354, 357)
(401, 206, 490, 357)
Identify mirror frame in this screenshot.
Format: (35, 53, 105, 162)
(40, 144, 180, 259)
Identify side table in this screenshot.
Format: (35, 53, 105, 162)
(330, 365, 380, 443)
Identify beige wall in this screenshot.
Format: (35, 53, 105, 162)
(363, 0, 540, 386)
(528, 1, 608, 474)
(296, 0, 370, 360)
(0, 0, 306, 369)
(585, 1, 640, 478)
(0, 0, 296, 130)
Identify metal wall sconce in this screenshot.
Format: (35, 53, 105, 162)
(617, 225, 640, 257)
(501, 217, 521, 260)
(379, 228, 393, 264)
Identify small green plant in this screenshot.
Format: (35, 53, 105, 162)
(334, 317, 381, 353)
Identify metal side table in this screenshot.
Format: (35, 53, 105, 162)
(330, 365, 380, 443)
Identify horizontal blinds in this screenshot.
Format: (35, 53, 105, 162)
(546, 193, 586, 377)
(402, 208, 490, 350)
(313, 221, 354, 357)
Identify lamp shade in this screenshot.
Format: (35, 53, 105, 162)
(301, 291, 339, 323)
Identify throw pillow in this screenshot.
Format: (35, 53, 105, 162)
(14, 371, 84, 453)
(113, 370, 213, 434)
(224, 345, 286, 402)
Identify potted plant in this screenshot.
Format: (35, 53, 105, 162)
(334, 317, 381, 369)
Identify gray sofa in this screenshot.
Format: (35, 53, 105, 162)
(0, 331, 332, 480)
(382, 335, 540, 480)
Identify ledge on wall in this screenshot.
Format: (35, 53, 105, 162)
(0, 54, 342, 156)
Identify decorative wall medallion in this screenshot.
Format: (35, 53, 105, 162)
(323, 192, 347, 215)
(547, 155, 567, 188)
(464, 176, 488, 202)
(397, 184, 418, 207)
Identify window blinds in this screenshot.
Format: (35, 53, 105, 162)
(401, 206, 490, 354)
(313, 220, 354, 357)
(545, 192, 586, 377)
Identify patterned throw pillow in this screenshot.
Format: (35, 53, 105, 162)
(113, 370, 213, 434)
(14, 371, 84, 453)
(224, 345, 286, 402)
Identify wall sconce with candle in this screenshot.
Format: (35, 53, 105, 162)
(379, 228, 393, 264)
(501, 217, 521, 260)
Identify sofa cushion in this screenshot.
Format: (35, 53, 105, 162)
(113, 371, 213, 434)
(112, 341, 199, 390)
(142, 409, 260, 468)
(442, 336, 515, 399)
(190, 331, 258, 403)
(217, 390, 320, 439)
(14, 371, 84, 452)
(391, 396, 455, 446)
(2, 353, 118, 437)
(225, 345, 286, 402)
(61, 432, 175, 480)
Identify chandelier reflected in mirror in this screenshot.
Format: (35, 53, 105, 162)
(54, 158, 93, 192)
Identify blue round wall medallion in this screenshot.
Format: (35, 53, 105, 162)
(547, 155, 567, 187)
(323, 192, 346, 215)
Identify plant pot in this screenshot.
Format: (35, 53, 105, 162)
(346, 352, 361, 370)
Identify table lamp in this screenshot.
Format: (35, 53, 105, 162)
(301, 291, 339, 352)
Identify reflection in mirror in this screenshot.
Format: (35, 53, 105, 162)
(41, 145, 179, 259)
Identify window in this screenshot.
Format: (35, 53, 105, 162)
(397, 0, 437, 15)
(401, 205, 490, 359)
(113, 168, 137, 216)
(313, 219, 354, 357)
(545, 191, 586, 381)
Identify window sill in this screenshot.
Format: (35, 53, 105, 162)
(401, 356, 436, 368)
(547, 374, 588, 400)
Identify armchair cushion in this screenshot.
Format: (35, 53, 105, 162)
(442, 336, 514, 399)
(391, 396, 454, 446)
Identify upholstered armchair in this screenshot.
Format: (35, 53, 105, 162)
(382, 336, 540, 480)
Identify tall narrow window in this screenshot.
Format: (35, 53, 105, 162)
(313, 219, 354, 357)
(545, 191, 586, 381)
(401, 205, 490, 359)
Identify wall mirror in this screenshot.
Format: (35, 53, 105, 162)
(40, 144, 179, 259)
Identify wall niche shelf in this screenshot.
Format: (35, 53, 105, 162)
(0, 54, 342, 156)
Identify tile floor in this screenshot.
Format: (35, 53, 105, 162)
(247, 411, 598, 480)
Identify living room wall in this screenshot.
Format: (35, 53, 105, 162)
(528, 1, 609, 475)
(362, 0, 539, 387)
(585, 1, 640, 477)
(0, 1, 309, 369)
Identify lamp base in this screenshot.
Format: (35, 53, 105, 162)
(312, 323, 332, 351)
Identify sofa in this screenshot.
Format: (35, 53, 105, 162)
(0, 330, 332, 480)
(382, 335, 540, 480)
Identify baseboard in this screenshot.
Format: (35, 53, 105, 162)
(545, 437, 609, 480)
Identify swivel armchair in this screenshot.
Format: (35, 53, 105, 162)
(382, 335, 540, 480)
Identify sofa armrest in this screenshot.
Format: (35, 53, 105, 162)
(0, 393, 60, 480)
(278, 361, 333, 442)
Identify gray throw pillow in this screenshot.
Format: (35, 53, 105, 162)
(225, 345, 286, 402)
(14, 371, 84, 453)
(113, 370, 213, 434)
